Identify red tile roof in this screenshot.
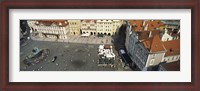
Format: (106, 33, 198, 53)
(130, 20, 165, 32)
(137, 30, 160, 40)
(144, 20, 165, 31)
(82, 20, 97, 23)
(36, 20, 68, 27)
(143, 35, 166, 53)
(129, 20, 143, 31)
(163, 39, 180, 56)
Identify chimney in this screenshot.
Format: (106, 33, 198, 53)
(144, 24, 148, 31)
(143, 21, 146, 26)
(59, 22, 62, 26)
(149, 31, 152, 38)
(177, 29, 180, 34)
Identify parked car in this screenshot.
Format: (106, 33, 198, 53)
(118, 48, 132, 66)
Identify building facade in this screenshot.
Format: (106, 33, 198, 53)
(112, 20, 123, 35)
(158, 61, 180, 71)
(81, 20, 97, 35)
(68, 20, 81, 35)
(125, 20, 180, 71)
(27, 20, 69, 39)
(126, 31, 166, 70)
(96, 20, 123, 36)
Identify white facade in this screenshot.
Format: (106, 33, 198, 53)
(161, 29, 173, 41)
(113, 20, 123, 35)
(27, 20, 69, 39)
(96, 20, 122, 35)
(81, 20, 97, 35)
(163, 55, 180, 63)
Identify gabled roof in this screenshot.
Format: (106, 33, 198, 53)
(143, 35, 166, 53)
(150, 35, 166, 53)
(163, 39, 180, 56)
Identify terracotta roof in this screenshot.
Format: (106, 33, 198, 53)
(160, 61, 180, 71)
(137, 30, 160, 40)
(81, 20, 97, 23)
(163, 39, 180, 57)
(150, 35, 166, 52)
(130, 20, 165, 31)
(143, 35, 166, 53)
(144, 20, 164, 31)
(36, 20, 68, 27)
(129, 20, 143, 31)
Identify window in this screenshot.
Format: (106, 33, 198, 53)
(150, 59, 155, 65)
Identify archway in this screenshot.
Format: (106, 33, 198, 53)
(90, 32, 93, 35)
(74, 32, 76, 35)
(108, 33, 111, 36)
(104, 33, 107, 35)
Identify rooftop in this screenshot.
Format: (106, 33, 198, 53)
(81, 20, 97, 23)
(160, 61, 180, 71)
(130, 20, 165, 31)
(35, 20, 68, 27)
(163, 39, 180, 57)
(143, 35, 166, 53)
(137, 30, 160, 41)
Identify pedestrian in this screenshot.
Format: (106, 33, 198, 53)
(51, 56, 57, 62)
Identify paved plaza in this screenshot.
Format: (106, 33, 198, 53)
(31, 35, 113, 45)
(20, 40, 131, 71)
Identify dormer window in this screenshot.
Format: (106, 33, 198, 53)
(36, 21, 39, 25)
(59, 22, 62, 26)
(170, 48, 174, 53)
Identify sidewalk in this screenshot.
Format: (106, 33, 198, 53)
(31, 35, 113, 45)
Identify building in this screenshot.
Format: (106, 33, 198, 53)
(112, 20, 123, 35)
(96, 20, 123, 36)
(161, 20, 180, 30)
(161, 28, 180, 41)
(162, 39, 180, 63)
(128, 20, 165, 32)
(125, 20, 165, 50)
(98, 45, 115, 66)
(81, 20, 97, 35)
(159, 61, 180, 71)
(125, 20, 180, 71)
(126, 31, 166, 70)
(68, 20, 81, 35)
(27, 20, 69, 39)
